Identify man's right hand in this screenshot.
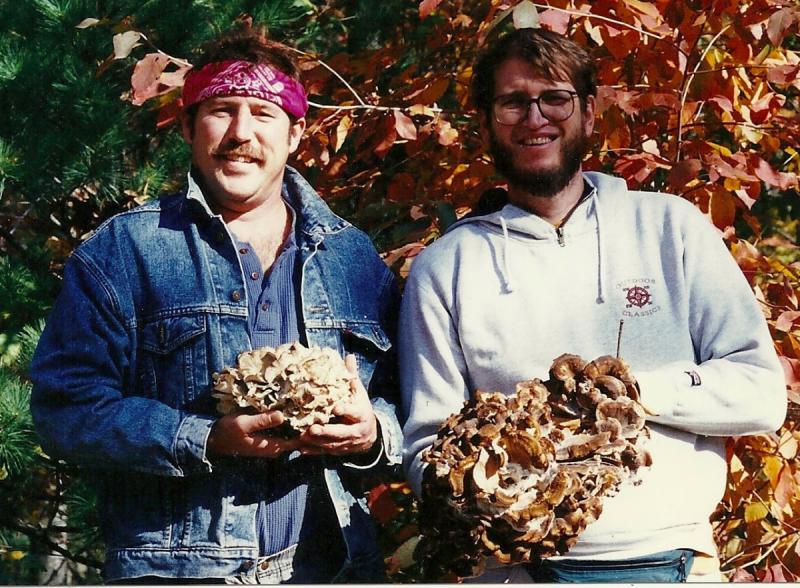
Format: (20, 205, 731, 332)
(206, 412, 301, 458)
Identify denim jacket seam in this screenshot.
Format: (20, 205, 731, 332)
(71, 249, 126, 323)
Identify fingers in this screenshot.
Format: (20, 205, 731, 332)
(207, 412, 295, 459)
(238, 411, 285, 433)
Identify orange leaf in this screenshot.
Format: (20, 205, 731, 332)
(419, 0, 443, 19)
(393, 111, 418, 141)
(406, 77, 450, 105)
(773, 465, 795, 507)
(436, 120, 459, 146)
(709, 187, 737, 229)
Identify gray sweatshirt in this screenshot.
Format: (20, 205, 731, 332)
(399, 171, 786, 561)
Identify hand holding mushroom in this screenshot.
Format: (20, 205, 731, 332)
(210, 343, 378, 458)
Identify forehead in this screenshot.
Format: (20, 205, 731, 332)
(493, 58, 575, 94)
(197, 94, 286, 114)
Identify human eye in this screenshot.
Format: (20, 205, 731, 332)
(497, 94, 528, 110)
(541, 90, 573, 106)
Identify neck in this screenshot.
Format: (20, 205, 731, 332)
(507, 171, 585, 225)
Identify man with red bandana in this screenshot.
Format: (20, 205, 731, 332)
(31, 27, 401, 583)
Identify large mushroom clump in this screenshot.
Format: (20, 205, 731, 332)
(417, 354, 652, 579)
(211, 342, 353, 434)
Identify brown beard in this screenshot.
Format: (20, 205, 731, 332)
(488, 124, 590, 198)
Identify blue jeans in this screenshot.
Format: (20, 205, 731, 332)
(531, 549, 695, 583)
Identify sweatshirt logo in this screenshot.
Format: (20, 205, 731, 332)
(617, 278, 661, 318)
(625, 285, 652, 308)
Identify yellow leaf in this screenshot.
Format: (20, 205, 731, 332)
(744, 501, 769, 523)
(763, 455, 783, 488)
(707, 142, 733, 157)
(331, 115, 352, 153)
(729, 453, 744, 474)
(723, 177, 741, 191)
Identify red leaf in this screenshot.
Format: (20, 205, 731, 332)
(130, 53, 171, 106)
(779, 357, 800, 386)
(367, 484, 399, 525)
(156, 98, 182, 129)
(767, 7, 799, 46)
(760, 563, 788, 583)
(387, 172, 417, 203)
(539, 8, 571, 34)
(751, 156, 798, 191)
(767, 64, 800, 87)
(776, 310, 800, 333)
(373, 115, 398, 158)
(393, 111, 418, 141)
(668, 159, 702, 193)
(419, 0, 443, 19)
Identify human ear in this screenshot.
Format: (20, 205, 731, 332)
(288, 117, 306, 153)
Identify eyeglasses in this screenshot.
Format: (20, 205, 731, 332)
(492, 89, 579, 125)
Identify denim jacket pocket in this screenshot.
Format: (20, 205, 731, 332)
(137, 314, 208, 406)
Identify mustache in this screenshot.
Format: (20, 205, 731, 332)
(213, 144, 264, 162)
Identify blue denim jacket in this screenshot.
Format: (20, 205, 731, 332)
(30, 167, 402, 582)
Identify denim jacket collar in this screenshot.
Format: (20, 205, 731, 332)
(185, 166, 350, 242)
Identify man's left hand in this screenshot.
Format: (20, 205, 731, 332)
(299, 355, 378, 456)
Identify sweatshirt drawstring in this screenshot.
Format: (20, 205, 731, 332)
(499, 216, 514, 293)
(593, 191, 605, 304)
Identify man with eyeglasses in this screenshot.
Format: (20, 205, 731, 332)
(399, 27, 785, 583)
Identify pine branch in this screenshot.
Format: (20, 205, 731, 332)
(0, 516, 103, 570)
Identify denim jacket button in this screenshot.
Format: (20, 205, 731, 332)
(230, 290, 242, 302)
(239, 560, 254, 572)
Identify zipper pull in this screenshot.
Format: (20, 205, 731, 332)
(556, 226, 566, 247)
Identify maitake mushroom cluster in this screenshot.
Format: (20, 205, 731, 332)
(417, 354, 652, 579)
(211, 342, 353, 434)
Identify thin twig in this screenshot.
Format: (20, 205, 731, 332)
(307, 99, 443, 114)
(676, 26, 731, 161)
(137, 32, 192, 68)
(288, 47, 367, 106)
(528, 3, 684, 54)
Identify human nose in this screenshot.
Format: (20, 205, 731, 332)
(522, 98, 548, 126)
(224, 108, 255, 142)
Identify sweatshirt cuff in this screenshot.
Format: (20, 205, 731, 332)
(175, 413, 217, 474)
(635, 363, 698, 420)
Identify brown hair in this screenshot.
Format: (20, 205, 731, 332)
(471, 28, 597, 117)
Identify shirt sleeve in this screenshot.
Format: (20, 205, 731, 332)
(398, 253, 471, 497)
(29, 253, 216, 476)
(635, 209, 786, 436)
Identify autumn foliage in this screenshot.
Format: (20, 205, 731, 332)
(1, 0, 799, 582)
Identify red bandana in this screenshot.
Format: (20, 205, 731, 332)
(182, 60, 308, 118)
